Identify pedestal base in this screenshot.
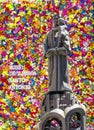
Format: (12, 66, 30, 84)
(37, 92, 86, 130)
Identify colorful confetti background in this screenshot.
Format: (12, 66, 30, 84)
(0, 0, 94, 129)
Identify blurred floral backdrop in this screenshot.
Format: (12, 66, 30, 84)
(0, 0, 94, 129)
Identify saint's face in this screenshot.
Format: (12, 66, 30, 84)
(53, 15, 60, 27)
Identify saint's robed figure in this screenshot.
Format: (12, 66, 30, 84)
(44, 15, 72, 92)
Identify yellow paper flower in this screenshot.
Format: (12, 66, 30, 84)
(81, 17, 87, 22)
(15, 17, 20, 23)
(0, 36, 6, 41)
(27, 10, 32, 16)
(6, 3, 14, 10)
(19, 12, 25, 17)
(8, 23, 17, 28)
(24, 96, 29, 102)
(2, 70, 8, 76)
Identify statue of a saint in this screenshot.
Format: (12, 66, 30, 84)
(44, 14, 72, 92)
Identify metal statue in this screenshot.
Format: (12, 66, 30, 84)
(37, 14, 86, 130)
(44, 14, 71, 92)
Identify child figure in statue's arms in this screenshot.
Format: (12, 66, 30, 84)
(58, 17, 71, 54)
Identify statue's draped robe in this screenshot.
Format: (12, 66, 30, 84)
(44, 27, 72, 92)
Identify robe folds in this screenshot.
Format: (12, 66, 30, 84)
(44, 27, 72, 92)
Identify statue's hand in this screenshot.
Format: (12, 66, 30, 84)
(46, 51, 53, 57)
(56, 47, 68, 55)
(46, 48, 57, 57)
(48, 48, 57, 53)
(46, 49, 54, 57)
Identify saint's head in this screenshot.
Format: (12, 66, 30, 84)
(53, 14, 65, 27)
(53, 14, 60, 27)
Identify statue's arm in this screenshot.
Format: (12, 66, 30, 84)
(44, 37, 48, 58)
(46, 48, 57, 57)
(56, 47, 70, 55)
(44, 33, 58, 58)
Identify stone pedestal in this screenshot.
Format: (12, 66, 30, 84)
(36, 92, 86, 130)
(65, 104, 86, 130)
